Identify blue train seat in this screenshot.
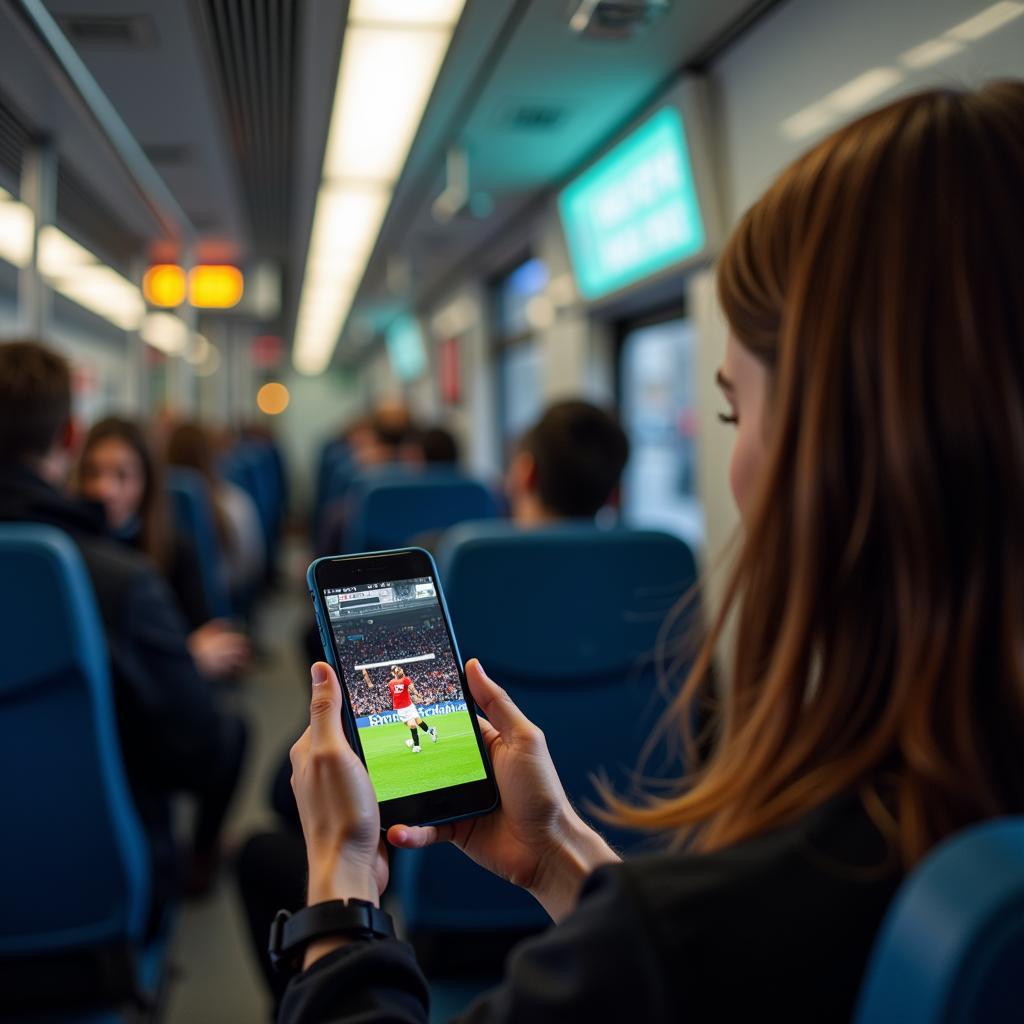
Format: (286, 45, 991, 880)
(223, 444, 278, 568)
(315, 439, 350, 511)
(313, 448, 358, 546)
(0, 524, 171, 1019)
(166, 467, 232, 618)
(855, 817, 1024, 1023)
(393, 522, 700, 940)
(345, 472, 499, 553)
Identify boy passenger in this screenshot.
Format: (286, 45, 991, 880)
(506, 400, 629, 525)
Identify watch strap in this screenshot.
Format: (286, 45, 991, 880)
(269, 899, 395, 972)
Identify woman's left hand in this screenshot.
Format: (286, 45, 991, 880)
(290, 662, 388, 911)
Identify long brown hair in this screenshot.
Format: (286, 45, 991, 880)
(166, 421, 233, 553)
(609, 82, 1024, 866)
(79, 417, 172, 572)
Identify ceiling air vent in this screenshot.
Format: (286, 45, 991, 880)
(567, 0, 670, 40)
(500, 102, 568, 132)
(58, 16, 156, 48)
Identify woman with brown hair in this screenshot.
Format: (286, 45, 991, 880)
(271, 83, 1024, 1020)
(166, 421, 265, 598)
(77, 417, 250, 680)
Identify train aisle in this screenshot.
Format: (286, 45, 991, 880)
(164, 543, 310, 1024)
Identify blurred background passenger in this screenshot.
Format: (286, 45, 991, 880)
(401, 425, 461, 467)
(506, 400, 630, 525)
(166, 421, 265, 601)
(0, 340, 246, 913)
(77, 417, 250, 680)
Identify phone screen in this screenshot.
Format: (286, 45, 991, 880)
(323, 574, 488, 803)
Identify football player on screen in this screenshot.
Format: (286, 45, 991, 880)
(362, 664, 439, 752)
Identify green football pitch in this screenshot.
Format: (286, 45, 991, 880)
(357, 709, 486, 803)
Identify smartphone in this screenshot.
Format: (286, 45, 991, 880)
(307, 547, 499, 830)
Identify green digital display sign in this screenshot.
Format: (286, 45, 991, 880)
(558, 106, 706, 300)
(386, 315, 427, 381)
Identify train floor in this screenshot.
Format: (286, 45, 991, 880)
(164, 544, 309, 1024)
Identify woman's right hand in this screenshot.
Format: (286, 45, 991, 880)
(388, 659, 620, 922)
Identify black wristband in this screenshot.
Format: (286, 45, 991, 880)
(269, 899, 395, 974)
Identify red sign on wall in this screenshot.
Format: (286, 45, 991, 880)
(439, 337, 461, 405)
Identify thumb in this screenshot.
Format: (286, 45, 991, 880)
(465, 658, 532, 740)
(309, 661, 345, 749)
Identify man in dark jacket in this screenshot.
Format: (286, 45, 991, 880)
(0, 340, 245, 922)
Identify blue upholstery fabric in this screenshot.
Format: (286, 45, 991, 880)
(223, 445, 277, 558)
(166, 467, 231, 617)
(345, 473, 499, 554)
(0, 524, 150, 954)
(855, 817, 1024, 1023)
(394, 522, 700, 935)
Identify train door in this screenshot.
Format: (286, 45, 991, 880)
(618, 311, 703, 549)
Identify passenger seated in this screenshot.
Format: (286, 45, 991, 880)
(505, 400, 629, 525)
(401, 425, 461, 467)
(271, 84, 1024, 1022)
(0, 341, 247, 915)
(314, 403, 416, 556)
(166, 421, 265, 601)
(77, 417, 250, 681)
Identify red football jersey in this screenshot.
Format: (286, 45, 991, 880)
(388, 677, 413, 709)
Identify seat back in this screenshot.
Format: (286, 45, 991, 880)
(394, 523, 699, 935)
(346, 473, 499, 553)
(855, 817, 1024, 1023)
(0, 524, 150, 956)
(223, 445, 276, 559)
(166, 467, 231, 617)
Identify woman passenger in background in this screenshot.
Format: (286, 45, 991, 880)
(77, 417, 250, 680)
(280, 83, 1023, 1020)
(166, 420, 265, 603)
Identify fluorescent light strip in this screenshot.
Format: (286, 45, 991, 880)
(0, 187, 34, 268)
(783, 2, 1024, 142)
(781, 66, 905, 140)
(141, 312, 189, 354)
(947, 1, 1024, 41)
(899, 37, 965, 69)
(35, 224, 146, 332)
(349, 0, 466, 26)
(826, 68, 903, 114)
(292, 0, 467, 375)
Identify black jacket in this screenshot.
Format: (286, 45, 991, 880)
(281, 793, 902, 1023)
(0, 465, 228, 911)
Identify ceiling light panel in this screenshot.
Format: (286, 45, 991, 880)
(947, 2, 1024, 41)
(141, 312, 189, 354)
(324, 27, 450, 182)
(349, 0, 466, 26)
(292, 0, 467, 374)
(0, 188, 33, 269)
(37, 225, 146, 331)
(825, 68, 903, 114)
(900, 37, 964, 69)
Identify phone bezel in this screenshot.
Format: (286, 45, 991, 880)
(307, 547, 499, 830)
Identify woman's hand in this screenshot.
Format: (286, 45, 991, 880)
(290, 663, 388, 909)
(388, 659, 620, 922)
(188, 619, 250, 679)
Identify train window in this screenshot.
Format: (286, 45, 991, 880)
(493, 257, 549, 449)
(620, 317, 703, 547)
(496, 258, 548, 337)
